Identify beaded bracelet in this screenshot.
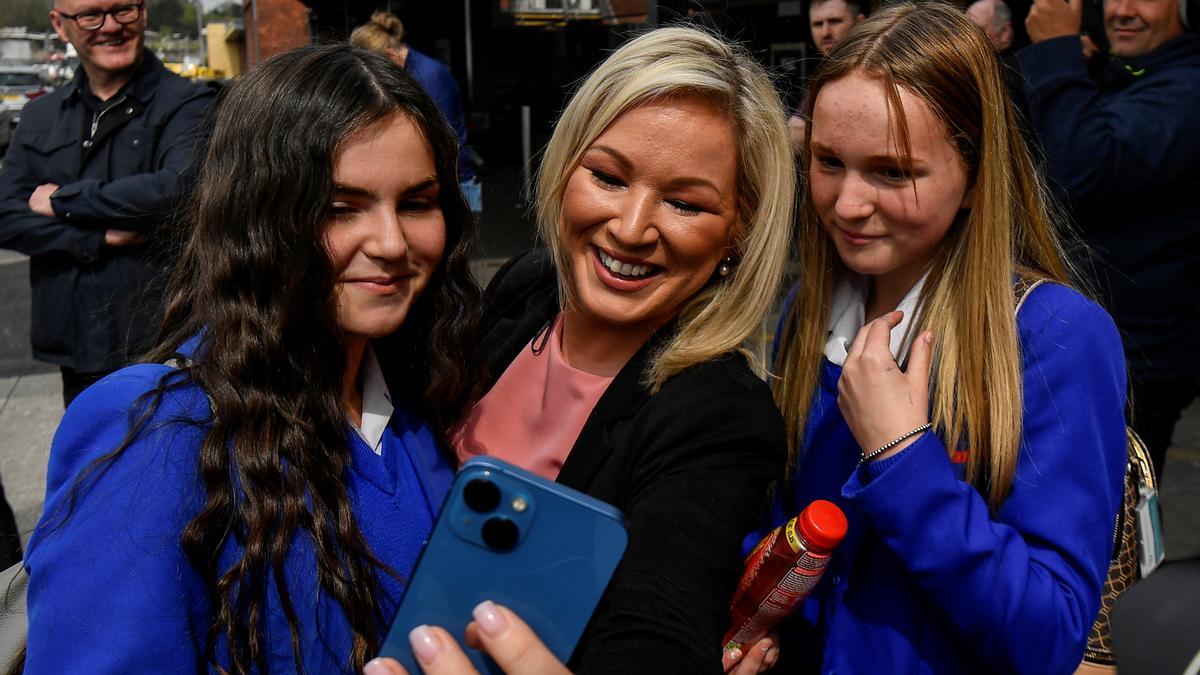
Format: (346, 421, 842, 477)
(859, 423, 932, 465)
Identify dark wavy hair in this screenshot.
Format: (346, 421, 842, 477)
(133, 45, 479, 672)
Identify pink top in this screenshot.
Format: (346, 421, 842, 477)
(453, 313, 615, 480)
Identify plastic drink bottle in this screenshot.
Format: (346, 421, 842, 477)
(722, 500, 848, 661)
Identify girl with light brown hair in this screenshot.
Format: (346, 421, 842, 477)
(765, 3, 1127, 672)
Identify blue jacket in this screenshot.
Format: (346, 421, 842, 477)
(406, 48, 475, 183)
(0, 51, 214, 372)
(765, 282, 1128, 674)
(1018, 34, 1200, 381)
(23, 347, 453, 672)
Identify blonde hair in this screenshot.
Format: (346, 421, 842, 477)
(349, 10, 405, 54)
(536, 26, 796, 391)
(774, 2, 1076, 508)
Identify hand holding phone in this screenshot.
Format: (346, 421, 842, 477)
(367, 600, 571, 675)
(379, 457, 628, 674)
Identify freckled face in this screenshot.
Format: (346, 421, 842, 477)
(559, 95, 739, 338)
(324, 113, 446, 346)
(809, 72, 972, 297)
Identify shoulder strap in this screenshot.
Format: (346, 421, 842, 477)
(1013, 277, 1049, 317)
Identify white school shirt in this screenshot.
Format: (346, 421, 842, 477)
(349, 344, 393, 455)
(823, 272, 929, 367)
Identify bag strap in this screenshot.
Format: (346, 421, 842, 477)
(1013, 277, 1048, 317)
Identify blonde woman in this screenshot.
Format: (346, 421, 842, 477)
(449, 26, 794, 674)
(767, 4, 1126, 673)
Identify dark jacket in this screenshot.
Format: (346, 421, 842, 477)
(0, 51, 214, 372)
(405, 48, 474, 183)
(1018, 33, 1200, 381)
(479, 250, 787, 674)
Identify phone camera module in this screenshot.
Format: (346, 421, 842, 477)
(481, 517, 520, 551)
(463, 478, 501, 513)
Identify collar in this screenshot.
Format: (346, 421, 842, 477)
(351, 344, 394, 454)
(824, 271, 928, 367)
(1108, 31, 1200, 79)
(65, 49, 163, 105)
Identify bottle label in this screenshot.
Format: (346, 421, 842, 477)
(724, 550, 831, 648)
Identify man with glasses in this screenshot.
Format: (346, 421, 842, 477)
(0, 0, 214, 406)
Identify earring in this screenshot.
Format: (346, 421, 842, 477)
(718, 257, 733, 277)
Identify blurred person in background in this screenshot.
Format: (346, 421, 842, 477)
(351, 11, 483, 217)
(788, 0, 866, 152)
(1022, 0, 1200, 479)
(0, 0, 214, 406)
(968, 0, 1015, 51)
(966, 0, 1035, 132)
(810, 0, 866, 56)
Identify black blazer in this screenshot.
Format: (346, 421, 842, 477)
(478, 251, 788, 674)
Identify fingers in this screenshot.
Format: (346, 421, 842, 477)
(862, 312, 901, 360)
(722, 646, 743, 672)
(104, 229, 145, 247)
(905, 330, 934, 398)
(404, 624, 481, 675)
(847, 310, 902, 361)
(464, 601, 571, 675)
(364, 657, 410, 675)
(727, 637, 778, 675)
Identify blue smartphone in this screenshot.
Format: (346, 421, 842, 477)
(379, 456, 628, 673)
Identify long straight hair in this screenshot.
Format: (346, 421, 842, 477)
(535, 26, 795, 390)
(73, 45, 478, 673)
(774, 3, 1075, 507)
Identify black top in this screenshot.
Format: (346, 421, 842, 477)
(478, 250, 788, 674)
(0, 50, 215, 372)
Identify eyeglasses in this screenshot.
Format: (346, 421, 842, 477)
(55, 2, 143, 31)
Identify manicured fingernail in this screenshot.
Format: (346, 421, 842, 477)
(473, 600, 508, 637)
(761, 639, 773, 652)
(363, 658, 391, 675)
(409, 625, 441, 663)
(728, 648, 743, 662)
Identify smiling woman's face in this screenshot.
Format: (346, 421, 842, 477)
(325, 112, 446, 345)
(558, 94, 739, 339)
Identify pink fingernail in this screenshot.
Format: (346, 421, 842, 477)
(728, 648, 743, 661)
(409, 625, 440, 663)
(473, 600, 508, 637)
(363, 658, 392, 675)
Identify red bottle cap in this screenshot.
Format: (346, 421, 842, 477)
(799, 500, 848, 552)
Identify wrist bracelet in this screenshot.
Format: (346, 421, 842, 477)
(860, 423, 932, 465)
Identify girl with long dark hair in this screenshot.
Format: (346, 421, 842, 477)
(23, 45, 479, 673)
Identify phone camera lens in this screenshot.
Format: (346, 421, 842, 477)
(481, 517, 519, 551)
(463, 479, 501, 513)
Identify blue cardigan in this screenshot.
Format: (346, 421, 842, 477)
(765, 282, 1128, 673)
(24, 360, 453, 672)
